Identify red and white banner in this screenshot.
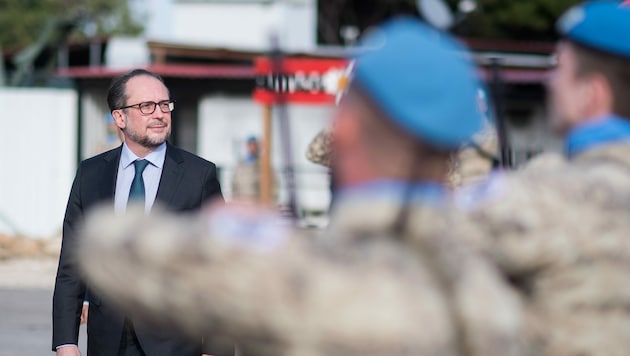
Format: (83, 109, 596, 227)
(253, 57, 350, 105)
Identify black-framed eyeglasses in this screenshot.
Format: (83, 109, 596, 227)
(118, 100, 175, 115)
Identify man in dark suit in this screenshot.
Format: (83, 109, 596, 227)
(52, 69, 230, 356)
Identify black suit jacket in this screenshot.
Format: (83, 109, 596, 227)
(52, 143, 228, 356)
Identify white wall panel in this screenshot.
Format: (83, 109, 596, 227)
(0, 89, 77, 238)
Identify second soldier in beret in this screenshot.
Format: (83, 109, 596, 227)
(457, 2, 630, 355)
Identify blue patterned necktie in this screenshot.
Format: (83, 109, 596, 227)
(128, 159, 149, 203)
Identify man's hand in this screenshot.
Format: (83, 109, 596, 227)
(56, 345, 81, 356)
(80, 304, 89, 325)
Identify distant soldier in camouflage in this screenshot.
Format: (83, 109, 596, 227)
(456, 2, 630, 355)
(305, 101, 499, 188)
(306, 119, 498, 188)
(305, 127, 333, 168)
(78, 18, 526, 356)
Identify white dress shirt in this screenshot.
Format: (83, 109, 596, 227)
(114, 142, 166, 214)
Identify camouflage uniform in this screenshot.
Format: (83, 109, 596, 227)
(231, 160, 261, 201)
(463, 2, 630, 354)
(305, 128, 333, 168)
(78, 194, 526, 356)
(460, 142, 630, 356)
(306, 124, 498, 188)
(449, 122, 498, 188)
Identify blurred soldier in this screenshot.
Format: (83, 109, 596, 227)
(231, 136, 262, 201)
(305, 127, 333, 168)
(78, 18, 525, 356)
(449, 88, 499, 187)
(306, 95, 498, 189)
(457, 2, 630, 355)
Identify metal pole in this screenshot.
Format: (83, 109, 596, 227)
(270, 35, 299, 220)
(260, 104, 273, 205)
(490, 57, 512, 168)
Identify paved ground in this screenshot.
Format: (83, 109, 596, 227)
(0, 288, 87, 356)
(0, 258, 86, 356)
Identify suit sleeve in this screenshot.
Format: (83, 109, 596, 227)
(202, 163, 223, 203)
(52, 165, 87, 350)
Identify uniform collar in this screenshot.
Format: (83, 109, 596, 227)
(335, 179, 449, 207)
(566, 115, 630, 158)
(329, 180, 450, 238)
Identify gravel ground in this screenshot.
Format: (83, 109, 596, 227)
(0, 258, 58, 289)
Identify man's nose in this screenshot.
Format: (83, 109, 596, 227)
(151, 106, 165, 119)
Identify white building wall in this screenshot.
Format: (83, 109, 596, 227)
(197, 95, 332, 211)
(0, 89, 77, 238)
(143, 0, 316, 52)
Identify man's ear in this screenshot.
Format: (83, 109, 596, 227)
(111, 110, 126, 130)
(574, 74, 613, 120)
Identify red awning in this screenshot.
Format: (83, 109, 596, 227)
(56, 63, 550, 84)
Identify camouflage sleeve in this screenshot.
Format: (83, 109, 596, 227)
(305, 128, 333, 167)
(460, 153, 573, 276)
(78, 205, 463, 355)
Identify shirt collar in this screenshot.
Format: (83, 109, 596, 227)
(120, 142, 167, 169)
(566, 115, 630, 158)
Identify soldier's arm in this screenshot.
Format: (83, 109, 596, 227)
(459, 155, 571, 277)
(77, 206, 456, 355)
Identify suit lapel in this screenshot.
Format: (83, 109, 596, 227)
(98, 146, 122, 202)
(156, 144, 184, 206)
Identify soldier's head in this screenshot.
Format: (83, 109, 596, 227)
(332, 18, 483, 187)
(549, 1, 630, 134)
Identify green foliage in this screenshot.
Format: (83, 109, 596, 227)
(0, 0, 143, 50)
(320, 0, 585, 45)
(446, 0, 583, 40)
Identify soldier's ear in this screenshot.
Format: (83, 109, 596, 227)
(589, 73, 614, 114)
(575, 74, 611, 119)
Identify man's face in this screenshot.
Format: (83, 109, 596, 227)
(548, 42, 592, 134)
(115, 75, 171, 149)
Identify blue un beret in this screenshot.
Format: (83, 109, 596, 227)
(558, 1, 630, 58)
(352, 17, 482, 149)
